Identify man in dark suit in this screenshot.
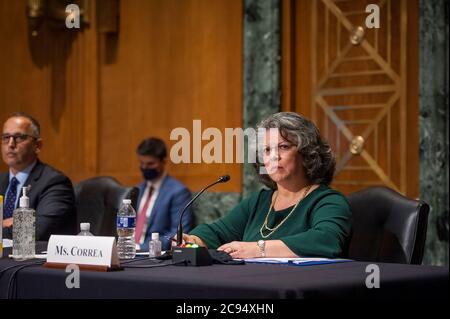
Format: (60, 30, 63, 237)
(1, 112, 76, 240)
(135, 137, 193, 250)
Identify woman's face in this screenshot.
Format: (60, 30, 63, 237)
(261, 130, 304, 185)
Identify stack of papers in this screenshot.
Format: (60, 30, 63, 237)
(2, 239, 13, 248)
(239, 257, 352, 266)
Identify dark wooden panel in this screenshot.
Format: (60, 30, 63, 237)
(0, 0, 243, 192)
(282, 0, 419, 198)
(0, 0, 98, 180)
(98, 0, 243, 192)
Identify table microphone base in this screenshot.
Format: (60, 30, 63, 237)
(172, 246, 213, 266)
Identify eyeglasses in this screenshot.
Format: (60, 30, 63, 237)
(1, 134, 38, 144)
(261, 143, 297, 156)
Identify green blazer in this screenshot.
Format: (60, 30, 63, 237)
(190, 184, 352, 258)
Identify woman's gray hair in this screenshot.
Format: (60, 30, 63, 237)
(255, 112, 336, 188)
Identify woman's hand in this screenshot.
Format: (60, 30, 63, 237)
(217, 241, 259, 259)
(171, 233, 207, 247)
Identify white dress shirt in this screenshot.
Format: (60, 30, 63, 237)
(137, 172, 167, 245)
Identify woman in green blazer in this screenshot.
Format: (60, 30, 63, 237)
(179, 112, 351, 259)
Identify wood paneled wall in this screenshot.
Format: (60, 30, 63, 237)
(0, 0, 243, 192)
(282, 0, 419, 198)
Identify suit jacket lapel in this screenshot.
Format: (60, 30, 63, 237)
(21, 160, 44, 198)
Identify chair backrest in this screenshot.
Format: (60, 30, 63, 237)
(347, 186, 429, 264)
(74, 176, 139, 236)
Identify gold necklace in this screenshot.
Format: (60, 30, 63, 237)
(259, 185, 312, 239)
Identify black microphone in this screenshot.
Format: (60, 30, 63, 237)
(176, 175, 230, 246)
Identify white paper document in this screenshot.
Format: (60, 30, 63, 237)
(240, 257, 351, 265)
(2, 239, 13, 248)
(8, 254, 47, 259)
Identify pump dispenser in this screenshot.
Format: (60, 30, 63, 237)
(19, 187, 30, 208)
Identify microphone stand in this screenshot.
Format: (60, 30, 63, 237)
(170, 175, 230, 266)
(176, 175, 229, 246)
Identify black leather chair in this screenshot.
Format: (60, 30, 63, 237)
(74, 176, 139, 237)
(347, 186, 429, 264)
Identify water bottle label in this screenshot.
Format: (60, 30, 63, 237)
(117, 217, 136, 228)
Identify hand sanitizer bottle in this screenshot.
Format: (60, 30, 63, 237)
(149, 232, 162, 258)
(12, 187, 36, 260)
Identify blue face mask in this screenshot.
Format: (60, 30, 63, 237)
(141, 167, 160, 181)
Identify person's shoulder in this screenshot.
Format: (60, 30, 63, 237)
(35, 161, 71, 183)
(311, 184, 350, 207)
(240, 188, 273, 205)
(136, 180, 146, 189)
(164, 175, 190, 192)
(38, 161, 66, 176)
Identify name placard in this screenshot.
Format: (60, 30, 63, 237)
(45, 235, 120, 271)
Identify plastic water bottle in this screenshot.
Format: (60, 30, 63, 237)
(78, 223, 94, 236)
(116, 199, 136, 259)
(12, 187, 36, 260)
(149, 232, 162, 258)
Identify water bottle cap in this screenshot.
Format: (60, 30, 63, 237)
(122, 199, 131, 204)
(80, 223, 90, 231)
(151, 232, 159, 240)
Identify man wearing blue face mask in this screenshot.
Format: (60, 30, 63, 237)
(135, 137, 193, 250)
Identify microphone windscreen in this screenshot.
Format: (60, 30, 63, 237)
(219, 175, 230, 183)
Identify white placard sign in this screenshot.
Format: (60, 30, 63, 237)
(47, 235, 119, 268)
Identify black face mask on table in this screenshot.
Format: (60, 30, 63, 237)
(141, 167, 160, 181)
